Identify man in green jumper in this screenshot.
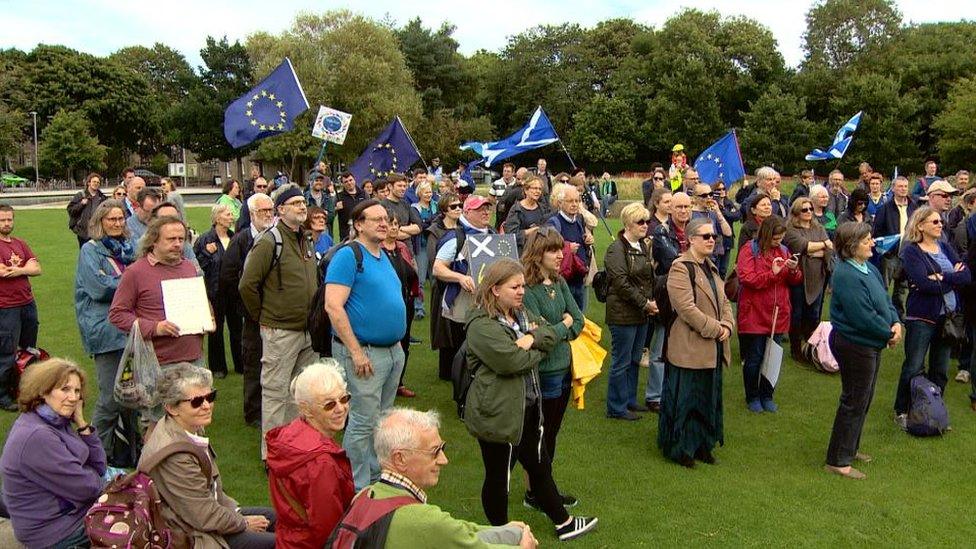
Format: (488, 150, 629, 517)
(362, 408, 537, 548)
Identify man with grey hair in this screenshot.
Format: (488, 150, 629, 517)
(220, 192, 274, 426)
(240, 184, 318, 456)
(826, 169, 850, 221)
(546, 184, 593, 311)
(328, 407, 537, 548)
(739, 167, 788, 218)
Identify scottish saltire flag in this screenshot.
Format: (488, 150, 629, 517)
(460, 158, 483, 189)
(224, 58, 309, 149)
(460, 106, 559, 167)
(874, 234, 900, 255)
(805, 111, 863, 162)
(693, 130, 746, 184)
(348, 117, 421, 184)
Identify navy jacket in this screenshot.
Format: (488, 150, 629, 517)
(872, 197, 918, 242)
(194, 226, 232, 302)
(900, 241, 971, 321)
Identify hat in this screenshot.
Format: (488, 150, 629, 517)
(274, 186, 304, 208)
(926, 180, 959, 196)
(311, 171, 325, 180)
(463, 195, 491, 211)
(672, 144, 685, 153)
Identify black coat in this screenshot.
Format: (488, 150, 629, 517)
(218, 228, 255, 318)
(67, 189, 107, 238)
(194, 226, 233, 302)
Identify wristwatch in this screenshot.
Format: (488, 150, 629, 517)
(76, 424, 93, 435)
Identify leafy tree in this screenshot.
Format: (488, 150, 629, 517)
(395, 18, 474, 115)
(569, 95, 637, 167)
(38, 110, 106, 180)
(803, 0, 902, 69)
(0, 102, 25, 167)
(739, 85, 816, 174)
(412, 109, 493, 167)
(934, 78, 976, 170)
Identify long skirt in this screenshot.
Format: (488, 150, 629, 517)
(657, 362, 724, 461)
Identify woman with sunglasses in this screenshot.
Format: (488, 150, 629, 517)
(427, 193, 463, 381)
(266, 360, 354, 548)
(837, 188, 873, 226)
(140, 362, 276, 548)
(893, 207, 970, 429)
(659, 217, 735, 467)
(464, 259, 598, 541)
(112, 184, 127, 201)
(605, 203, 658, 420)
(641, 168, 668, 205)
(737, 216, 801, 413)
(784, 197, 834, 364)
(503, 174, 551, 251)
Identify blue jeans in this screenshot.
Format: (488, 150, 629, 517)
(335, 341, 405, 489)
(644, 321, 665, 403)
(789, 283, 825, 327)
(0, 301, 38, 400)
(568, 282, 586, 314)
(600, 195, 616, 218)
(51, 521, 89, 548)
(739, 333, 781, 402)
(607, 323, 648, 417)
(895, 318, 951, 414)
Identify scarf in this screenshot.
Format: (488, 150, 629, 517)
(101, 236, 135, 266)
(36, 403, 71, 428)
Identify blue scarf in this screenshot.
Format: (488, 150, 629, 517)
(101, 236, 135, 265)
(35, 403, 71, 428)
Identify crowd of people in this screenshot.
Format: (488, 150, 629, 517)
(0, 154, 974, 546)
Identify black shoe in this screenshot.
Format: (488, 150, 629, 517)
(676, 454, 696, 468)
(560, 493, 579, 508)
(409, 337, 422, 345)
(556, 516, 598, 541)
(645, 400, 662, 413)
(694, 448, 717, 465)
(627, 403, 649, 413)
(607, 411, 642, 421)
(522, 492, 542, 511)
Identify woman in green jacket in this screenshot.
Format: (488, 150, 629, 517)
(465, 259, 597, 542)
(521, 228, 584, 511)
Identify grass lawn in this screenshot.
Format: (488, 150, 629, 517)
(4, 205, 976, 547)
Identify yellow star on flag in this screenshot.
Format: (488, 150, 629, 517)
(261, 90, 268, 97)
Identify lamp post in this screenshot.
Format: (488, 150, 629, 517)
(29, 111, 38, 184)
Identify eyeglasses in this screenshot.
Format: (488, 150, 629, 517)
(696, 193, 711, 199)
(929, 218, 943, 226)
(447, 203, 462, 210)
(634, 218, 650, 226)
(694, 233, 717, 241)
(113, 192, 125, 198)
(714, 187, 726, 192)
(315, 393, 351, 412)
(929, 193, 948, 199)
(255, 207, 274, 214)
(559, 179, 570, 183)
(401, 442, 447, 459)
(361, 215, 389, 224)
(181, 390, 217, 409)
(254, 185, 269, 191)
(799, 207, 813, 213)
(653, 177, 665, 181)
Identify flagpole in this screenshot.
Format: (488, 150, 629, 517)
(314, 140, 328, 169)
(396, 116, 429, 172)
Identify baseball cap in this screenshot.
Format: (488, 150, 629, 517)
(672, 144, 685, 153)
(926, 180, 959, 196)
(463, 195, 491, 211)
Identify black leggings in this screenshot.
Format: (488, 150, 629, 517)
(541, 388, 570, 463)
(477, 405, 569, 526)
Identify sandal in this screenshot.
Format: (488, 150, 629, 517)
(824, 464, 866, 480)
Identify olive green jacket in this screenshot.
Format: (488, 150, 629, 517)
(238, 224, 318, 330)
(463, 307, 557, 445)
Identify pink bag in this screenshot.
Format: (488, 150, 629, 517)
(805, 321, 839, 373)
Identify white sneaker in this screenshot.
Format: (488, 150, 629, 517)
(955, 370, 970, 384)
(894, 413, 907, 431)
(556, 516, 598, 541)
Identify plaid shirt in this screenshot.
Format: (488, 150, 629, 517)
(379, 470, 427, 504)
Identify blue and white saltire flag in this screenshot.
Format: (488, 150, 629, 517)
(693, 130, 746, 184)
(805, 111, 863, 162)
(223, 58, 309, 148)
(460, 106, 559, 167)
(874, 234, 900, 255)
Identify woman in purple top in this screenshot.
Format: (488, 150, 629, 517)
(0, 358, 107, 548)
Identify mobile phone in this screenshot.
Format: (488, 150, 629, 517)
(791, 253, 800, 261)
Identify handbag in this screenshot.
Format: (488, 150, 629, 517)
(942, 299, 966, 343)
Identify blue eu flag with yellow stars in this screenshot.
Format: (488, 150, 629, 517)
(223, 58, 309, 149)
(348, 117, 422, 184)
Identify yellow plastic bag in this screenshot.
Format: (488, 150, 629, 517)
(570, 318, 607, 409)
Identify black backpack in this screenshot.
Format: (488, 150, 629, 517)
(450, 342, 478, 419)
(308, 242, 364, 355)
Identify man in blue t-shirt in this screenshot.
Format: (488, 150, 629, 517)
(325, 199, 407, 489)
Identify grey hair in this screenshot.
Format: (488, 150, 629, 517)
(550, 183, 577, 209)
(291, 359, 347, 406)
(374, 407, 441, 465)
(686, 217, 713, 237)
(158, 362, 213, 410)
(755, 166, 778, 182)
(247, 192, 271, 211)
(87, 199, 130, 240)
(809, 184, 829, 198)
(210, 203, 231, 226)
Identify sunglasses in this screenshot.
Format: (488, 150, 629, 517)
(402, 441, 447, 459)
(634, 218, 650, 226)
(447, 203, 462, 210)
(799, 207, 813, 213)
(696, 193, 711, 199)
(559, 179, 570, 183)
(695, 233, 717, 241)
(929, 193, 948, 199)
(653, 177, 665, 181)
(316, 393, 352, 411)
(113, 192, 125, 197)
(181, 390, 217, 408)
(929, 218, 943, 226)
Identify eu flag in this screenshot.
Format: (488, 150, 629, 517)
(223, 58, 309, 149)
(348, 117, 422, 184)
(693, 130, 746, 185)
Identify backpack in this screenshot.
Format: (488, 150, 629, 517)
(86, 442, 211, 549)
(325, 488, 418, 549)
(654, 261, 696, 331)
(308, 242, 365, 355)
(592, 270, 609, 303)
(725, 240, 788, 302)
(450, 342, 476, 418)
(906, 375, 950, 437)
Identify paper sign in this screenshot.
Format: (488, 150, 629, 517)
(161, 277, 215, 335)
(312, 106, 352, 144)
(464, 233, 519, 287)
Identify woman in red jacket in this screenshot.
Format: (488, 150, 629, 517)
(266, 360, 355, 549)
(736, 216, 802, 413)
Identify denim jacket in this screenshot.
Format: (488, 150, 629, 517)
(74, 239, 128, 355)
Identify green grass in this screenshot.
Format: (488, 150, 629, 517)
(5, 206, 976, 547)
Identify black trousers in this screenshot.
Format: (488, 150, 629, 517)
(207, 299, 228, 375)
(242, 317, 263, 425)
(398, 304, 415, 386)
(826, 330, 882, 467)
(541, 387, 570, 464)
(477, 405, 569, 527)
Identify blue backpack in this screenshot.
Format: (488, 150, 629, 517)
(906, 375, 949, 437)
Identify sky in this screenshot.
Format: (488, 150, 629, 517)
(3, 0, 975, 69)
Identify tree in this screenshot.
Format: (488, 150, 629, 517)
(166, 37, 254, 163)
(739, 85, 816, 174)
(395, 18, 474, 115)
(0, 102, 25, 167)
(803, 0, 902, 69)
(38, 110, 106, 180)
(934, 78, 976, 171)
(569, 95, 637, 167)
(412, 109, 493, 167)
(246, 10, 424, 177)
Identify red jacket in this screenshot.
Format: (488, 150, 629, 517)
(736, 241, 802, 335)
(266, 418, 355, 549)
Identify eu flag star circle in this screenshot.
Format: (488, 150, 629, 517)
(368, 144, 399, 177)
(246, 89, 287, 132)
